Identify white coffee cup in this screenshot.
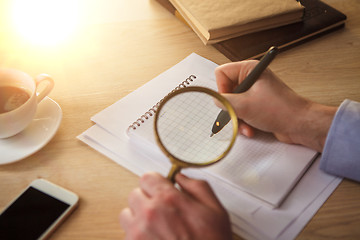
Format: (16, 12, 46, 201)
(0, 68, 54, 138)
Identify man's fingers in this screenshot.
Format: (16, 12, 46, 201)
(238, 120, 255, 137)
(128, 188, 149, 214)
(220, 92, 249, 119)
(140, 172, 174, 197)
(119, 207, 133, 231)
(175, 174, 223, 210)
(215, 60, 259, 93)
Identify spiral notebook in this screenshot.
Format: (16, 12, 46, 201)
(125, 54, 318, 207)
(79, 53, 342, 239)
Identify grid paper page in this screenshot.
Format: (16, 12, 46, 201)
(157, 90, 234, 164)
(207, 131, 316, 206)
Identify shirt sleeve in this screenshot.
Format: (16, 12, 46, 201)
(320, 99, 360, 182)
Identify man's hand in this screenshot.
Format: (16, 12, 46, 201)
(120, 172, 233, 240)
(215, 60, 337, 152)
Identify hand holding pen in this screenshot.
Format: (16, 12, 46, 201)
(211, 46, 278, 136)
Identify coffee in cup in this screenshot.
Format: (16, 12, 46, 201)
(0, 68, 54, 138)
(0, 86, 31, 114)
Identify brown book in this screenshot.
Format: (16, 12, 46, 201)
(169, 0, 304, 44)
(155, 0, 346, 61)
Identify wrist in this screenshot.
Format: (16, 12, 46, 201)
(292, 101, 337, 152)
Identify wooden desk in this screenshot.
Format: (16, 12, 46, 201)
(0, 0, 359, 239)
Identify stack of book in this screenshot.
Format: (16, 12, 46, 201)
(169, 0, 304, 44)
(156, 0, 347, 60)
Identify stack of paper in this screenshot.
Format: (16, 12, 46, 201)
(169, 0, 304, 44)
(78, 53, 341, 240)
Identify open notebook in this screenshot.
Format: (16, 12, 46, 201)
(126, 55, 317, 207)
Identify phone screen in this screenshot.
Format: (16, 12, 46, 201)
(0, 186, 70, 239)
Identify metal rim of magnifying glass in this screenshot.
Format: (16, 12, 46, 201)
(153, 86, 238, 168)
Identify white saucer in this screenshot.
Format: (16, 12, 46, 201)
(0, 97, 62, 164)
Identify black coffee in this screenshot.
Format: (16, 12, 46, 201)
(0, 86, 31, 114)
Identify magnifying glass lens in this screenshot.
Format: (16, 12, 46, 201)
(156, 88, 236, 166)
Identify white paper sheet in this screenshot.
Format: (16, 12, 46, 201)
(78, 53, 342, 239)
(78, 126, 341, 240)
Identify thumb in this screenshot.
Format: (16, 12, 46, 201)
(220, 92, 249, 120)
(220, 93, 256, 137)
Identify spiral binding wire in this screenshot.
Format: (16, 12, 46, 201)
(127, 75, 197, 131)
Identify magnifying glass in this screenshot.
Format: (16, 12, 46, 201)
(154, 86, 238, 183)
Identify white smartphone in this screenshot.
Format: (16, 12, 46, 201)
(0, 179, 79, 240)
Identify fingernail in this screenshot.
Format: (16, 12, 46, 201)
(242, 128, 249, 136)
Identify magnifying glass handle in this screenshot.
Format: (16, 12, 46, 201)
(167, 164, 182, 183)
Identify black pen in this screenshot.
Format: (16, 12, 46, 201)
(210, 46, 278, 137)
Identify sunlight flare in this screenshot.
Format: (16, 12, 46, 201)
(11, 0, 80, 46)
